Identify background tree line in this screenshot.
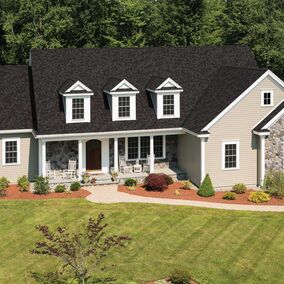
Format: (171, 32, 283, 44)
(0, 0, 283, 77)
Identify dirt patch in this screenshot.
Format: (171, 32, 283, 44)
(0, 185, 90, 200)
(118, 182, 284, 205)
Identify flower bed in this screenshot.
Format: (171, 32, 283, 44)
(0, 185, 90, 200)
(118, 182, 284, 205)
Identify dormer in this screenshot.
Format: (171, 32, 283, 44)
(146, 77, 183, 119)
(59, 80, 94, 124)
(103, 78, 139, 121)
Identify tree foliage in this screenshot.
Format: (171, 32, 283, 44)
(31, 213, 130, 283)
(0, 0, 283, 76)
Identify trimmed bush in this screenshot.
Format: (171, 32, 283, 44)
(34, 176, 49, 195)
(223, 192, 236, 200)
(17, 175, 30, 192)
(232, 183, 247, 194)
(248, 191, 271, 203)
(181, 180, 192, 190)
(263, 170, 284, 198)
(144, 173, 168, 192)
(124, 178, 137, 187)
(164, 174, 174, 185)
(198, 174, 215, 197)
(70, 182, 81, 191)
(54, 184, 66, 193)
(170, 269, 190, 284)
(0, 176, 10, 190)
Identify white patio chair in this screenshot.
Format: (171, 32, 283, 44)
(63, 160, 77, 179)
(143, 154, 154, 173)
(46, 161, 55, 179)
(119, 156, 132, 174)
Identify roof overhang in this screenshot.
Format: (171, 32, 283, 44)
(253, 130, 270, 136)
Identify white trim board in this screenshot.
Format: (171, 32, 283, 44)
(262, 108, 284, 129)
(157, 77, 182, 90)
(112, 79, 138, 91)
(202, 70, 284, 131)
(65, 80, 92, 93)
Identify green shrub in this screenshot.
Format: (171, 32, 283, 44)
(181, 180, 192, 190)
(170, 269, 190, 284)
(223, 192, 236, 200)
(232, 183, 247, 194)
(0, 188, 7, 197)
(17, 175, 30, 192)
(248, 191, 271, 203)
(34, 176, 49, 195)
(70, 182, 81, 191)
(54, 184, 66, 193)
(198, 174, 215, 197)
(263, 170, 284, 198)
(124, 178, 137, 187)
(164, 174, 174, 185)
(0, 176, 10, 190)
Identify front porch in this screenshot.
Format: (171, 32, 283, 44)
(39, 133, 187, 184)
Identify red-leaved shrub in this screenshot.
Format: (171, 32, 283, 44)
(144, 173, 168, 191)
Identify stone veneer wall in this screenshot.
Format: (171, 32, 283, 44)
(265, 115, 284, 172)
(46, 141, 78, 170)
(109, 135, 178, 169)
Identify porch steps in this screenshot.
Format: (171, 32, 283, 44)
(91, 173, 117, 185)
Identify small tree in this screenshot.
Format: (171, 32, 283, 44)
(30, 213, 130, 283)
(198, 174, 215, 197)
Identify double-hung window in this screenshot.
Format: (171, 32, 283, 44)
(163, 94, 175, 116)
(72, 98, 85, 120)
(261, 91, 273, 107)
(222, 141, 239, 170)
(127, 136, 165, 160)
(2, 138, 20, 165)
(118, 96, 130, 118)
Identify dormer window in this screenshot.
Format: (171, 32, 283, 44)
(146, 77, 183, 119)
(261, 90, 273, 107)
(59, 80, 93, 124)
(103, 78, 139, 121)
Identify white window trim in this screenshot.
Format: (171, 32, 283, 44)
(157, 92, 180, 119)
(222, 141, 240, 171)
(125, 135, 166, 161)
(112, 93, 136, 121)
(2, 138, 21, 166)
(65, 96, 91, 124)
(261, 90, 274, 107)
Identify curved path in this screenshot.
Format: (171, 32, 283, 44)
(86, 185, 284, 212)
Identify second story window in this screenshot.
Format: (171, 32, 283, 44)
(163, 94, 175, 116)
(118, 96, 130, 118)
(261, 91, 273, 107)
(72, 98, 85, 120)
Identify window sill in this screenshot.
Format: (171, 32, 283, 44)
(2, 163, 20, 166)
(222, 167, 240, 171)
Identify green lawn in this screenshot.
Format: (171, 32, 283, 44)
(0, 199, 284, 284)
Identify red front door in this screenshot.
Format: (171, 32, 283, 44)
(86, 140, 101, 170)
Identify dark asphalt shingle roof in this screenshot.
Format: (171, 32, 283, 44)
(0, 65, 33, 130)
(30, 45, 259, 135)
(183, 66, 266, 132)
(146, 76, 182, 90)
(254, 100, 284, 131)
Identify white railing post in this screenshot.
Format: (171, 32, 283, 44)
(78, 140, 83, 179)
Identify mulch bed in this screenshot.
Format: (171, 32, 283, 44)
(0, 185, 91, 200)
(118, 182, 284, 205)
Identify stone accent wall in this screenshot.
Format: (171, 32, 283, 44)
(109, 135, 178, 169)
(46, 141, 78, 170)
(265, 115, 284, 172)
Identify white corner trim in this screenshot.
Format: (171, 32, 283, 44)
(202, 70, 284, 131)
(65, 80, 92, 93)
(221, 141, 240, 171)
(62, 92, 94, 97)
(146, 88, 183, 94)
(157, 77, 182, 90)
(112, 79, 138, 91)
(260, 135, 266, 186)
(261, 90, 274, 107)
(2, 137, 21, 166)
(200, 137, 206, 182)
(262, 108, 284, 130)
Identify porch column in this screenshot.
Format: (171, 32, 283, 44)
(150, 135, 154, 173)
(78, 140, 83, 178)
(114, 137, 119, 172)
(260, 135, 266, 186)
(38, 140, 46, 177)
(200, 137, 206, 183)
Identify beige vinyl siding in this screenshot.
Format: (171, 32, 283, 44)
(206, 76, 284, 188)
(177, 133, 201, 186)
(0, 133, 38, 182)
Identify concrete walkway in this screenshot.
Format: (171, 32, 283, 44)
(86, 185, 284, 212)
